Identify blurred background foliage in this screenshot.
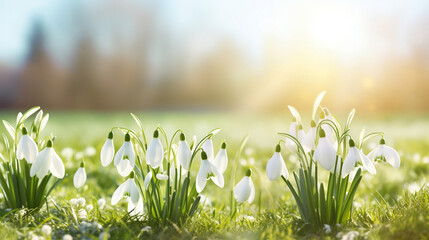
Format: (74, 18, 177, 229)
(0, 0, 428, 113)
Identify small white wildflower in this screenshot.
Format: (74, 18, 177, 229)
(85, 146, 96, 157)
(323, 224, 331, 234)
(141, 226, 152, 234)
(86, 204, 94, 212)
(41, 224, 52, 237)
(98, 198, 106, 209)
(77, 208, 88, 219)
(61, 147, 74, 161)
(62, 234, 73, 240)
(19, 209, 26, 217)
(70, 198, 78, 208)
(341, 231, 359, 240)
(77, 197, 86, 207)
(241, 214, 255, 221)
(75, 152, 84, 160)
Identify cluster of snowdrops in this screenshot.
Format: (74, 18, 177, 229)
(0, 92, 400, 229)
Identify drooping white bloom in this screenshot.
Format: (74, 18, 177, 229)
(30, 140, 65, 179)
(101, 131, 115, 167)
(128, 194, 144, 217)
(196, 151, 224, 193)
(156, 173, 169, 180)
(314, 129, 337, 171)
(201, 138, 214, 160)
(319, 111, 336, 147)
(73, 162, 87, 188)
(302, 120, 317, 152)
(16, 127, 38, 163)
(266, 144, 289, 180)
(211, 142, 228, 174)
(146, 130, 164, 169)
(233, 169, 255, 203)
(114, 133, 135, 177)
(177, 133, 192, 170)
(111, 173, 140, 205)
(367, 139, 400, 169)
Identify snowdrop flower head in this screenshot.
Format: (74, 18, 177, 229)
(233, 169, 255, 203)
(196, 151, 224, 193)
(114, 133, 135, 177)
(368, 138, 400, 169)
(16, 127, 38, 163)
(177, 133, 192, 170)
(342, 140, 360, 178)
(319, 111, 336, 146)
(73, 161, 87, 188)
(128, 195, 144, 217)
(100, 131, 115, 167)
(111, 172, 140, 205)
(302, 120, 317, 152)
(212, 142, 228, 174)
(266, 144, 289, 181)
(314, 129, 337, 171)
(146, 130, 164, 169)
(41, 225, 52, 237)
(286, 117, 298, 151)
(30, 140, 65, 179)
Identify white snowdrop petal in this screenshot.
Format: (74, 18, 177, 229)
(146, 138, 164, 168)
(101, 139, 115, 167)
(302, 127, 316, 152)
(116, 159, 134, 177)
(50, 150, 65, 178)
(178, 140, 192, 170)
(314, 138, 336, 171)
(156, 173, 169, 180)
(210, 161, 224, 188)
(234, 177, 251, 203)
(30, 149, 50, 178)
(360, 150, 376, 175)
(129, 179, 140, 204)
(213, 148, 228, 174)
(114, 145, 125, 166)
(266, 152, 283, 181)
(196, 163, 208, 193)
(111, 181, 128, 205)
(17, 135, 38, 163)
(248, 177, 255, 204)
(342, 147, 359, 178)
(73, 167, 86, 188)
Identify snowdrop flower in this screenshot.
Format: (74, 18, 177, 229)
(128, 195, 144, 217)
(16, 127, 38, 163)
(319, 111, 336, 146)
(41, 225, 52, 237)
(196, 151, 224, 193)
(73, 162, 87, 188)
(212, 142, 228, 174)
(30, 140, 65, 179)
(97, 198, 106, 209)
(302, 120, 317, 152)
(367, 139, 400, 169)
(114, 133, 135, 177)
(111, 172, 140, 205)
(266, 144, 289, 181)
(342, 140, 376, 178)
(146, 130, 164, 169)
(77, 208, 88, 219)
(100, 131, 115, 167)
(156, 172, 169, 180)
(177, 133, 192, 170)
(233, 169, 255, 203)
(314, 129, 337, 171)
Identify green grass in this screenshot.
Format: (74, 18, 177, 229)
(0, 111, 428, 239)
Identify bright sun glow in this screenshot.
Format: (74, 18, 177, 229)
(311, 5, 367, 58)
